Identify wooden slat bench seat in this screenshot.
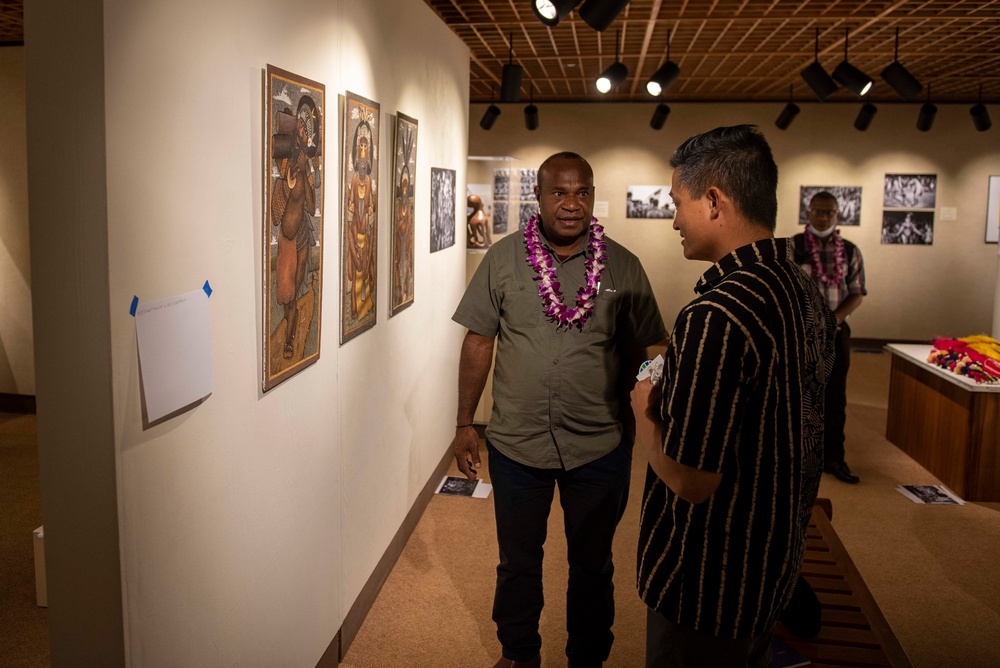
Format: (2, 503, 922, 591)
(772, 499, 913, 667)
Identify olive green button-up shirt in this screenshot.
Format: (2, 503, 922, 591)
(453, 228, 667, 470)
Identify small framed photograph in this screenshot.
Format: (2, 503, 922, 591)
(986, 175, 999, 243)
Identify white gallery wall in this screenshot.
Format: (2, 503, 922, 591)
(0, 47, 33, 395)
(469, 102, 1000, 341)
(27, 0, 468, 666)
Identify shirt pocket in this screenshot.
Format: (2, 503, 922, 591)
(588, 290, 621, 335)
(501, 284, 542, 328)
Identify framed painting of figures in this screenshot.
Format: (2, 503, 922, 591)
(262, 65, 325, 392)
(340, 91, 380, 344)
(390, 113, 417, 317)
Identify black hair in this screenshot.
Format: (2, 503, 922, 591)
(810, 191, 837, 205)
(670, 124, 778, 232)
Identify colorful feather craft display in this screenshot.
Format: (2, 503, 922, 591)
(927, 335, 1000, 385)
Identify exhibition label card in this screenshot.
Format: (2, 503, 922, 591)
(135, 288, 213, 422)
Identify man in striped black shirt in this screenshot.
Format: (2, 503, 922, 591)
(631, 125, 837, 667)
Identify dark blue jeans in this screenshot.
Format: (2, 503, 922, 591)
(825, 322, 851, 465)
(487, 439, 632, 666)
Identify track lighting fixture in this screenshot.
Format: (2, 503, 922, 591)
(881, 28, 922, 101)
(596, 30, 627, 94)
(480, 88, 501, 130)
(971, 84, 992, 132)
(500, 33, 523, 103)
(531, 0, 582, 28)
(833, 28, 874, 97)
(646, 29, 680, 97)
(800, 29, 838, 101)
(524, 86, 539, 131)
(854, 97, 877, 131)
(775, 85, 800, 130)
(649, 103, 670, 130)
(916, 85, 936, 132)
(579, 0, 631, 32)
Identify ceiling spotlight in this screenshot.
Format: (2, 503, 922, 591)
(579, 0, 631, 32)
(971, 84, 992, 132)
(881, 28, 922, 101)
(650, 103, 670, 130)
(917, 85, 936, 132)
(480, 88, 501, 130)
(500, 33, 523, 103)
(524, 86, 539, 131)
(800, 28, 838, 101)
(531, 0, 582, 27)
(833, 28, 874, 97)
(596, 30, 628, 94)
(647, 29, 680, 96)
(775, 85, 800, 130)
(854, 99, 877, 131)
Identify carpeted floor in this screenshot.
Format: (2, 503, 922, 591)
(4, 351, 999, 667)
(0, 412, 49, 668)
(339, 351, 1000, 668)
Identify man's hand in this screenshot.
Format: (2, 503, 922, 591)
(452, 426, 481, 480)
(630, 377, 661, 428)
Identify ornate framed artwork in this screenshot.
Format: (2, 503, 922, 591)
(390, 113, 417, 316)
(262, 65, 325, 392)
(340, 91, 380, 343)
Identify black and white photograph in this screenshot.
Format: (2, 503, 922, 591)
(493, 168, 510, 201)
(436, 475, 480, 497)
(882, 210, 934, 245)
(884, 174, 937, 209)
(798, 185, 862, 226)
(896, 484, 964, 505)
(493, 201, 509, 235)
(430, 167, 456, 252)
(493, 168, 510, 234)
(519, 168, 538, 200)
(987, 175, 1000, 243)
(626, 185, 675, 219)
(518, 201, 540, 231)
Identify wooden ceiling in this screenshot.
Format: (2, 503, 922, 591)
(423, 0, 1000, 104)
(0, 0, 22, 45)
(4, 1, 996, 104)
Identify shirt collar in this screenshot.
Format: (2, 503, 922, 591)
(695, 237, 789, 295)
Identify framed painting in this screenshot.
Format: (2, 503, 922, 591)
(262, 65, 325, 392)
(390, 113, 417, 316)
(986, 175, 999, 243)
(431, 167, 456, 252)
(340, 91, 380, 344)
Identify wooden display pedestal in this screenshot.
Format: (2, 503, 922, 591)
(885, 344, 1000, 502)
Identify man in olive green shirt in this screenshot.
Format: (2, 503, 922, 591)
(451, 152, 666, 668)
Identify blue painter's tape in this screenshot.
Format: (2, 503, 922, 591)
(130, 295, 139, 317)
(203, 280, 213, 298)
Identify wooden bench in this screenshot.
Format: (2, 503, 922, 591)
(772, 499, 913, 667)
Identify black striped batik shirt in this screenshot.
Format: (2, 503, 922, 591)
(637, 238, 836, 640)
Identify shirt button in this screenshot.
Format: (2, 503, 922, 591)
(552, 359, 559, 365)
(554, 425, 560, 430)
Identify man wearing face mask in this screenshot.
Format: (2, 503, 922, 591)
(793, 192, 867, 484)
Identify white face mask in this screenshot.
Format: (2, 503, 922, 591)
(808, 223, 836, 238)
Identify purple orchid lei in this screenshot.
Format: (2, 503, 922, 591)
(806, 227, 846, 287)
(524, 213, 607, 330)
